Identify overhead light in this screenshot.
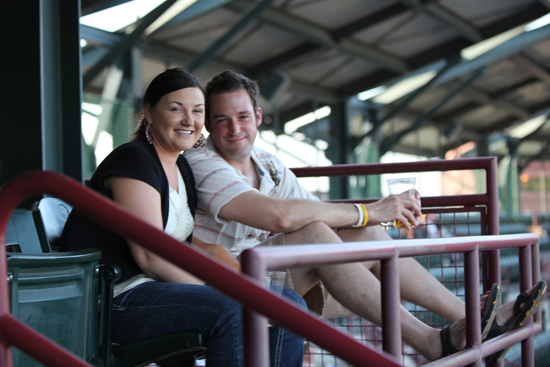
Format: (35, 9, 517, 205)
(508, 114, 549, 139)
(461, 26, 524, 60)
(358, 85, 386, 101)
(525, 13, 550, 32)
(284, 106, 331, 134)
(80, 0, 165, 32)
(372, 70, 437, 104)
(356, 11, 550, 106)
(145, 0, 198, 35)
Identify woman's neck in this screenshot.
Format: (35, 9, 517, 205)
(154, 145, 180, 192)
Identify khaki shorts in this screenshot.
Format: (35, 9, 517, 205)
(257, 233, 353, 319)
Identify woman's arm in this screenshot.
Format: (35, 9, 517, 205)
(105, 176, 204, 284)
(192, 236, 241, 272)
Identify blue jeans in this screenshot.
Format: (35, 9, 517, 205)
(111, 282, 305, 367)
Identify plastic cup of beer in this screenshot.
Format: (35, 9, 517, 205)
(387, 177, 416, 229)
(265, 271, 287, 327)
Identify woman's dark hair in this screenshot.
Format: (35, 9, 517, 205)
(204, 70, 259, 129)
(133, 68, 205, 140)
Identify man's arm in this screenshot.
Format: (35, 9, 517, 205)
(218, 189, 422, 232)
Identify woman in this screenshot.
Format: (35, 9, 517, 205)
(61, 68, 306, 366)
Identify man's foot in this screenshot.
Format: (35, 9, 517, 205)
(486, 280, 547, 362)
(481, 283, 500, 340)
(438, 284, 500, 360)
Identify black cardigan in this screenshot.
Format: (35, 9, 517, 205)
(60, 135, 197, 283)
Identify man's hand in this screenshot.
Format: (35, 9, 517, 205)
(366, 190, 422, 229)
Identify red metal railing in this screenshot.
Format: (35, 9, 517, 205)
(283, 157, 539, 367)
(240, 235, 542, 367)
(0, 171, 401, 367)
(0, 157, 541, 367)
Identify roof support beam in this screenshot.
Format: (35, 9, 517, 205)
(82, 46, 108, 69)
(481, 103, 550, 134)
(406, 3, 548, 69)
(397, 108, 483, 141)
(400, 0, 483, 42)
(540, 0, 550, 11)
(83, 0, 177, 87)
(437, 24, 550, 86)
(80, 24, 121, 46)
(250, 3, 409, 76)
(510, 54, 550, 85)
(80, 31, 336, 103)
(463, 86, 529, 119)
(380, 68, 485, 155)
(406, 0, 550, 89)
(187, 0, 276, 72)
(362, 55, 460, 140)
(372, 23, 550, 104)
(331, 3, 409, 41)
(81, 0, 130, 16)
(226, 0, 408, 73)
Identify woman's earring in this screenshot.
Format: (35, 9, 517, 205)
(192, 133, 206, 149)
(145, 124, 153, 144)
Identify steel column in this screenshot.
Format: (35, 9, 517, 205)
(131, 48, 144, 114)
(327, 100, 353, 199)
(1, 0, 83, 198)
(41, 0, 84, 182)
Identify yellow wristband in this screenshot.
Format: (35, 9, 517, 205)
(359, 204, 368, 227)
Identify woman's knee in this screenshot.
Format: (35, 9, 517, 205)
(282, 287, 307, 309)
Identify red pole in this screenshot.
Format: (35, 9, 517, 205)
(519, 245, 535, 367)
(463, 248, 482, 367)
(381, 253, 402, 359)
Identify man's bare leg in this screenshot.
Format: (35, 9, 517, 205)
(337, 225, 465, 322)
(283, 221, 456, 360)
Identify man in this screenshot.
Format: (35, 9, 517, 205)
(185, 70, 545, 361)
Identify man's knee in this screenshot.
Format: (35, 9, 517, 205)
(358, 224, 391, 240)
(292, 220, 340, 244)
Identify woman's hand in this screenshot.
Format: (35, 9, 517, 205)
(192, 237, 241, 272)
(208, 244, 241, 272)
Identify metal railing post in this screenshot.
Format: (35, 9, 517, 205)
(381, 252, 402, 359)
(0, 240, 12, 366)
(240, 250, 270, 367)
(464, 247, 482, 367)
(519, 245, 535, 367)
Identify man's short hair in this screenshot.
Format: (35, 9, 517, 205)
(205, 70, 259, 127)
